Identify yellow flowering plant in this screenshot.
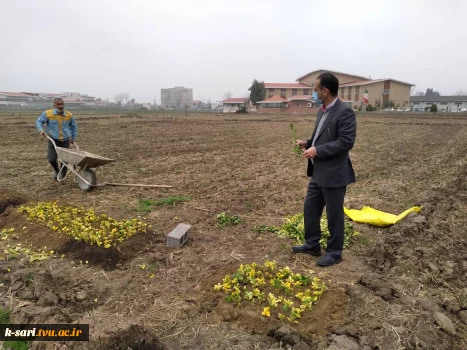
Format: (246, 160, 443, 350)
(1, 243, 54, 263)
(18, 202, 147, 248)
(1, 228, 16, 241)
(213, 260, 327, 323)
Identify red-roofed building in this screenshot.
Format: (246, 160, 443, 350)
(0, 92, 33, 106)
(220, 97, 250, 113)
(338, 78, 414, 109)
(297, 69, 367, 86)
(0, 92, 31, 97)
(264, 82, 312, 100)
(286, 95, 313, 101)
(256, 95, 318, 114)
(254, 69, 414, 111)
(295, 69, 414, 109)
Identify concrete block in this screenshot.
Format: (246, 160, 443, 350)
(167, 223, 191, 248)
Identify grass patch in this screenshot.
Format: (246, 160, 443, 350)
(254, 225, 280, 233)
(0, 307, 29, 350)
(154, 195, 191, 206)
(2, 173, 18, 178)
(23, 273, 34, 284)
(0, 308, 9, 324)
(137, 196, 191, 212)
(217, 213, 242, 227)
(137, 200, 154, 212)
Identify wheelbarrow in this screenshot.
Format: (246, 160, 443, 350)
(46, 136, 173, 192)
(47, 136, 114, 191)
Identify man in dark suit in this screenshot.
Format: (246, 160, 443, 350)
(293, 72, 357, 267)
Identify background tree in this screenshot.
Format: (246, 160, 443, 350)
(425, 88, 440, 97)
(114, 93, 130, 104)
(249, 79, 265, 105)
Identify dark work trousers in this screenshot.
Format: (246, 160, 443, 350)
(47, 139, 70, 175)
(303, 180, 347, 257)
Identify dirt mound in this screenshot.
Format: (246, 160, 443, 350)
(4, 261, 103, 320)
(31, 317, 165, 350)
(2, 258, 167, 350)
(0, 201, 166, 270)
(0, 189, 26, 214)
(343, 168, 467, 349)
(199, 268, 348, 343)
(56, 230, 164, 270)
(28, 317, 165, 350)
(365, 168, 467, 288)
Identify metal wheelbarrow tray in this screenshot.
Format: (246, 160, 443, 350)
(48, 136, 114, 192)
(46, 135, 172, 192)
(56, 147, 114, 169)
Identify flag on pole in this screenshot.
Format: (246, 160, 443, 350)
(363, 89, 369, 104)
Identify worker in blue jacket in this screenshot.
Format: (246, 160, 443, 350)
(36, 97, 78, 181)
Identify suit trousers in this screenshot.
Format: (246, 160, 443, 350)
(303, 180, 347, 257)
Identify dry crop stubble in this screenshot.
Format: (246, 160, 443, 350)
(0, 111, 466, 349)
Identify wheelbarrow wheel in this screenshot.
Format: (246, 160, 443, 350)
(78, 169, 97, 192)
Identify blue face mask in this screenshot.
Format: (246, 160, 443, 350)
(312, 91, 322, 105)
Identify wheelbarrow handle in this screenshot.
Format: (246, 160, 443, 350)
(45, 135, 79, 150)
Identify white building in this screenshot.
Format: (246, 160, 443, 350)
(220, 98, 250, 113)
(161, 86, 193, 109)
(0, 91, 96, 108)
(0, 92, 33, 106)
(410, 95, 467, 112)
(61, 92, 95, 106)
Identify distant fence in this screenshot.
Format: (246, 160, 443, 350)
(356, 110, 467, 117)
(1, 106, 465, 118)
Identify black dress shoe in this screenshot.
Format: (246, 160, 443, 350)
(292, 245, 322, 256)
(317, 254, 342, 267)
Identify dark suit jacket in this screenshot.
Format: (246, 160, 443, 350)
(306, 98, 356, 188)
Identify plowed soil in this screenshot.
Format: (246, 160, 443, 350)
(0, 111, 466, 350)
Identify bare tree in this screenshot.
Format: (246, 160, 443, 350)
(455, 89, 467, 95)
(223, 91, 233, 100)
(114, 92, 130, 104)
(425, 88, 440, 97)
(415, 91, 425, 96)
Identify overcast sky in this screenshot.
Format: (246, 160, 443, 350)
(1, 0, 466, 103)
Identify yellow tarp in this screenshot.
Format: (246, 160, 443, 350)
(344, 206, 423, 227)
